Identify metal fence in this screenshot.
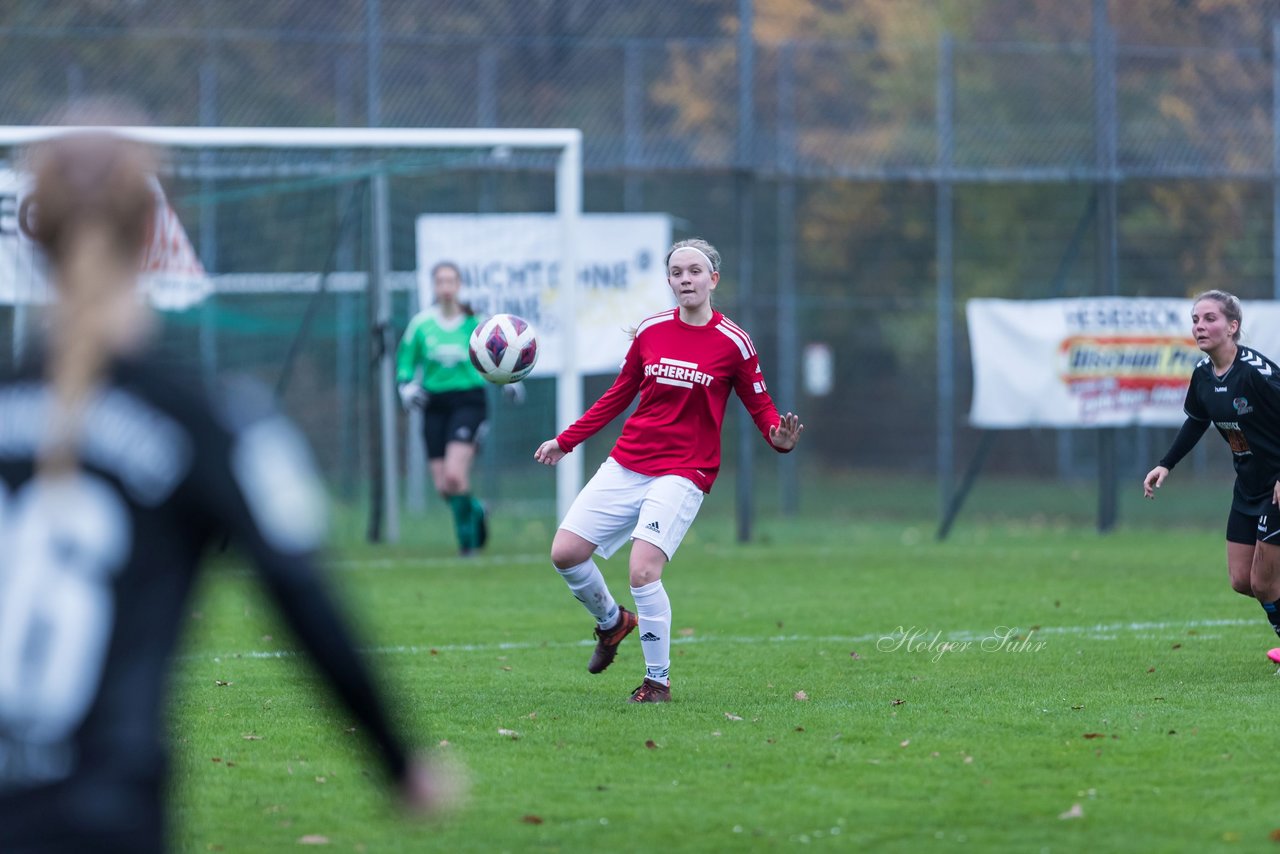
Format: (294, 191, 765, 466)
(2, 0, 1278, 529)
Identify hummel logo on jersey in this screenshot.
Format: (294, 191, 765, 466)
(1215, 386, 1228, 392)
(644, 520, 661, 533)
(640, 632, 660, 642)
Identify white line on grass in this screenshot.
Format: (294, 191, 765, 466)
(186, 616, 1259, 662)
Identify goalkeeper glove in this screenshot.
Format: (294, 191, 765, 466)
(502, 382, 526, 405)
(398, 383, 429, 410)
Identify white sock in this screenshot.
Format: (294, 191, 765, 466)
(556, 558, 619, 628)
(631, 580, 671, 684)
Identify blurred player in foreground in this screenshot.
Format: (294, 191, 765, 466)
(534, 238, 804, 702)
(397, 261, 523, 556)
(1143, 290, 1280, 663)
(0, 125, 460, 854)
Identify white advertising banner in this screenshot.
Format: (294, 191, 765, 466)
(967, 297, 1280, 428)
(0, 169, 210, 310)
(416, 213, 672, 377)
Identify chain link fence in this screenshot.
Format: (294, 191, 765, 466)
(2, 0, 1277, 529)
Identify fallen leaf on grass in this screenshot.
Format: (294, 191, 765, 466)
(1058, 804, 1084, 820)
(1147, 667, 1156, 673)
(1268, 828, 1280, 841)
(298, 835, 330, 845)
(315, 776, 326, 783)
(849, 651, 861, 660)
(438, 740, 450, 747)
(891, 699, 905, 706)
(725, 713, 743, 721)
(520, 815, 544, 825)
(900, 739, 910, 748)
(1171, 643, 1182, 650)
(794, 691, 809, 701)
(678, 627, 695, 637)
(214, 680, 232, 687)
(794, 726, 805, 732)
(1082, 733, 1105, 739)
(498, 729, 520, 739)
(500, 666, 512, 672)
(645, 740, 659, 749)
(242, 734, 262, 741)
(211, 757, 222, 763)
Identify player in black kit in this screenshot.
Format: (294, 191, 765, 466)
(1144, 290, 1280, 658)
(0, 127, 459, 853)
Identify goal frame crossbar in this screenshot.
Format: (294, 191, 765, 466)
(0, 125, 585, 539)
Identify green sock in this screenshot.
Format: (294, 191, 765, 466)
(446, 494, 474, 550)
(470, 496, 487, 547)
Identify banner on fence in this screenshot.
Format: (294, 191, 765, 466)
(416, 213, 672, 377)
(0, 169, 210, 310)
(967, 297, 1280, 428)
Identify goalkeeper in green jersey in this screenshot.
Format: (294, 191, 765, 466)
(397, 261, 522, 555)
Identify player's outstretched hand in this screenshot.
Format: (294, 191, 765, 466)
(769, 412, 805, 451)
(1142, 465, 1169, 499)
(398, 383, 429, 411)
(400, 753, 468, 818)
(534, 438, 566, 466)
(502, 382, 527, 405)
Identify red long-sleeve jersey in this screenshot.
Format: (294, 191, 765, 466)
(556, 309, 788, 493)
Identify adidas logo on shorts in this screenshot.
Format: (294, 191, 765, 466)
(644, 520, 661, 533)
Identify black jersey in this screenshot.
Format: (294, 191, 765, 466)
(1180, 347, 1280, 514)
(0, 352, 409, 852)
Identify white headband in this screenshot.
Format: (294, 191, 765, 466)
(669, 246, 716, 273)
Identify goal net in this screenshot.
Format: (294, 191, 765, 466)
(0, 127, 585, 544)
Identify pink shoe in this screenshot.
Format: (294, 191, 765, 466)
(1267, 648, 1280, 664)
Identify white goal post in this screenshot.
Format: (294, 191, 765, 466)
(0, 125, 585, 539)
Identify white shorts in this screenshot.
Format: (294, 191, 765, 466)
(559, 457, 705, 560)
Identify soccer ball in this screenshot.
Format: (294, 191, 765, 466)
(469, 313, 538, 385)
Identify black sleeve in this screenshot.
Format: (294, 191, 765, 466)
(195, 387, 411, 782)
(251, 554, 410, 782)
(1158, 417, 1210, 470)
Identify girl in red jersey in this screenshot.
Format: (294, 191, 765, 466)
(533, 238, 804, 702)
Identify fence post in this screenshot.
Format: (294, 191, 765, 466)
(1093, 0, 1119, 533)
(936, 33, 956, 527)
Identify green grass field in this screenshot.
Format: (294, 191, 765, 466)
(169, 482, 1280, 853)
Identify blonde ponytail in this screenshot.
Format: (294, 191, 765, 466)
(25, 130, 157, 477)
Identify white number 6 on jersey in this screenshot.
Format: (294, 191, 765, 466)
(0, 474, 131, 744)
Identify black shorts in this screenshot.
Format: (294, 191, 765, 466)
(1226, 505, 1280, 545)
(0, 779, 164, 853)
(421, 387, 488, 460)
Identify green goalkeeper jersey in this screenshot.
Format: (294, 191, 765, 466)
(396, 309, 486, 394)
